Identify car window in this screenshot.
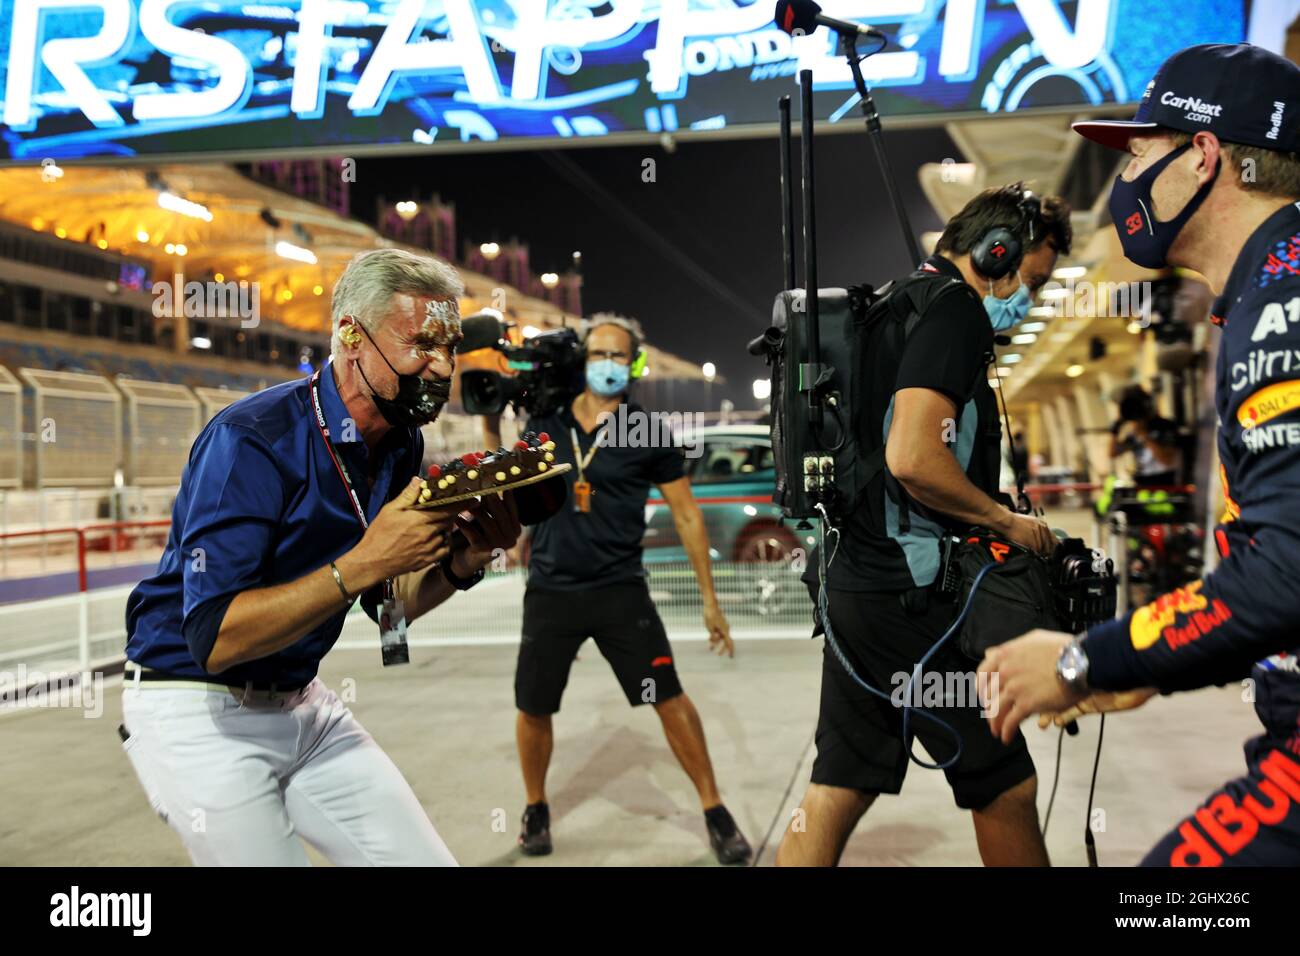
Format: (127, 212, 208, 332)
(691, 440, 773, 484)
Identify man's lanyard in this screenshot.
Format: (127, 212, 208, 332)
(310, 369, 392, 599)
(569, 423, 608, 485)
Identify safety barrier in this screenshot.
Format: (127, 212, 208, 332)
(0, 521, 169, 680)
(0, 526, 816, 690)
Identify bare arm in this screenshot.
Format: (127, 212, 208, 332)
(886, 387, 1053, 554)
(482, 413, 503, 451)
(205, 477, 454, 673)
(661, 477, 718, 605)
(659, 476, 733, 655)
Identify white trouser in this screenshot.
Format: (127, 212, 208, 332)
(120, 674, 457, 866)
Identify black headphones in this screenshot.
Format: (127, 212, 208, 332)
(970, 187, 1042, 281)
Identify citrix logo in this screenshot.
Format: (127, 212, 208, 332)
(1160, 90, 1224, 118)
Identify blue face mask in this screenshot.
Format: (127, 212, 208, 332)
(587, 359, 630, 397)
(983, 277, 1031, 332)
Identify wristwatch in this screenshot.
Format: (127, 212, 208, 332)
(1056, 636, 1090, 693)
(442, 553, 486, 591)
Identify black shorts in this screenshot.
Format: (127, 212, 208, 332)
(811, 587, 1037, 811)
(515, 579, 684, 715)
(1142, 735, 1300, 866)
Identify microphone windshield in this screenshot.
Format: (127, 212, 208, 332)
(457, 313, 505, 354)
(774, 0, 821, 35)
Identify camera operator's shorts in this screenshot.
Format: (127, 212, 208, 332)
(1140, 736, 1300, 866)
(515, 580, 684, 715)
(812, 587, 1036, 811)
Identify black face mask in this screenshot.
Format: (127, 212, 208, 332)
(354, 323, 451, 428)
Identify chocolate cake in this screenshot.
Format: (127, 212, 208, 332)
(418, 430, 558, 505)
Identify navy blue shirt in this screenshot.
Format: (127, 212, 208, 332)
(125, 361, 422, 685)
(1082, 201, 1300, 742)
(526, 399, 686, 591)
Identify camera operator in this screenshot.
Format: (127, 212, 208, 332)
(776, 185, 1072, 867)
(980, 43, 1300, 866)
(508, 314, 752, 864)
(119, 249, 521, 865)
(1110, 385, 1181, 486)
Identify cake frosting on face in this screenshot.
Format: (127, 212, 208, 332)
(418, 430, 558, 504)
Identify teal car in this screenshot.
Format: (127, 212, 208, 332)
(642, 425, 816, 564)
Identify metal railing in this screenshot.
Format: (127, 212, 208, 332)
(0, 535, 816, 688)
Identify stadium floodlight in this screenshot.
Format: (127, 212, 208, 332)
(276, 240, 317, 265)
(158, 191, 213, 222)
(191, 336, 212, 349)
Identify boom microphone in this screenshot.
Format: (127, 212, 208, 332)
(457, 312, 505, 354)
(773, 0, 885, 39)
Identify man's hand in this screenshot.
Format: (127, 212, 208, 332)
(1036, 687, 1158, 729)
(358, 477, 456, 580)
(998, 509, 1056, 555)
(704, 602, 734, 657)
(450, 490, 522, 577)
(977, 628, 1082, 744)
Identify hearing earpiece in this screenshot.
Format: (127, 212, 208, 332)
(341, 325, 363, 346)
(629, 349, 648, 380)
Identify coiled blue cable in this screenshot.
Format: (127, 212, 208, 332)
(817, 560, 998, 771)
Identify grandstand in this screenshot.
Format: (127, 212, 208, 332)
(0, 159, 710, 613)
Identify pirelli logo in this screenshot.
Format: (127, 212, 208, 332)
(1237, 379, 1300, 429)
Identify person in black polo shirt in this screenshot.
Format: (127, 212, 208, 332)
(507, 314, 752, 864)
(777, 185, 1069, 866)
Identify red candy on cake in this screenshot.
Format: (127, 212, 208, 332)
(419, 436, 558, 506)
(538, 432, 549, 443)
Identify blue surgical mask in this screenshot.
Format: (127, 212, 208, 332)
(587, 359, 629, 397)
(983, 277, 1031, 332)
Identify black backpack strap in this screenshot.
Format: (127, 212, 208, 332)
(877, 272, 983, 535)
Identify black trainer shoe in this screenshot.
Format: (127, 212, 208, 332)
(704, 805, 752, 865)
(519, 802, 552, 856)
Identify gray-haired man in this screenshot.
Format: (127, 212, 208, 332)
(121, 249, 521, 865)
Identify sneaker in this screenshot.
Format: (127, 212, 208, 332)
(519, 801, 552, 856)
(704, 805, 752, 865)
